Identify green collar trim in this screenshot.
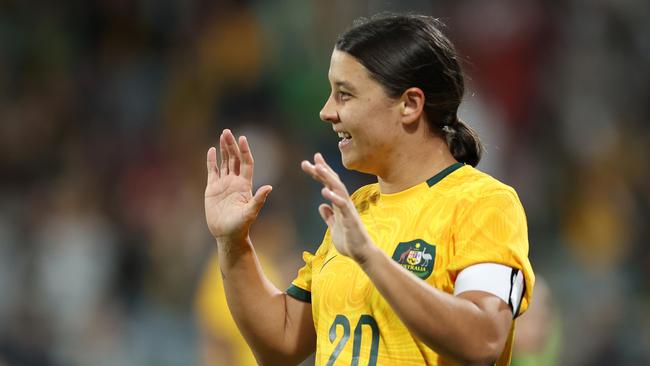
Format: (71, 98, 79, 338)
(426, 162, 465, 187)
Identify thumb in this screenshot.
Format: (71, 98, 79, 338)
(245, 185, 273, 218)
(318, 203, 336, 228)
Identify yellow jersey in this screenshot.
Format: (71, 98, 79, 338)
(287, 162, 535, 365)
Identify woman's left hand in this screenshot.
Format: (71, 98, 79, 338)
(301, 153, 373, 262)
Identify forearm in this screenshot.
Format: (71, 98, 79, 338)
(217, 236, 311, 365)
(358, 246, 508, 365)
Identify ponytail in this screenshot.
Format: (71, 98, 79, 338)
(443, 117, 483, 167)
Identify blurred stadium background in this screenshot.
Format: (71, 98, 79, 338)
(1, 0, 649, 365)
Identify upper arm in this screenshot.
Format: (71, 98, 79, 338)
(451, 262, 523, 361)
(271, 235, 331, 364)
(446, 187, 532, 362)
(282, 295, 317, 362)
(256, 246, 317, 365)
(272, 236, 330, 363)
(248, 293, 315, 366)
(457, 290, 513, 348)
(452, 188, 535, 317)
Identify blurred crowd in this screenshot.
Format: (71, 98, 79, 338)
(0, 1, 648, 365)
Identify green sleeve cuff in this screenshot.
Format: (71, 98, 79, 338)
(286, 285, 311, 303)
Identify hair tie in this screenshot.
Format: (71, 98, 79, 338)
(442, 125, 456, 135)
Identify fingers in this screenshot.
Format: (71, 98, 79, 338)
(218, 129, 253, 179)
(321, 186, 349, 210)
(219, 132, 229, 175)
(314, 153, 335, 176)
(244, 185, 273, 219)
(313, 153, 341, 185)
(300, 160, 319, 181)
(318, 203, 335, 228)
(301, 159, 330, 186)
(223, 129, 241, 176)
(238, 136, 254, 181)
(300, 153, 354, 214)
(206, 147, 219, 180)
(316, 164, 344, 192)
(301, 153, 348, 196)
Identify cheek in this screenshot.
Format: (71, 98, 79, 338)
(365, 105, 398, 136)
(340, 99, 399, 140)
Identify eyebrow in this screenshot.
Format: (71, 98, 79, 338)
(334, 81, 358, 93)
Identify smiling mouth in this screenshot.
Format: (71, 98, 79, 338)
(337, 131, 352, 149)
(337, 131, 352, 141)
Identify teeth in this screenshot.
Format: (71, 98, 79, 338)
(337, 132, 352, 139)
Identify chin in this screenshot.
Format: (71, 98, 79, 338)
(341, 153, 372, 174)
(340, 157, 352, 170)
(340, 153, 356, 171)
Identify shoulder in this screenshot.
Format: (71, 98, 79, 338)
(445, 165, 522, 206)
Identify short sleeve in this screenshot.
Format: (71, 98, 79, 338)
(449, 188, 535, 316)
(286, 251, 316, 302)
(286, 231, 331, 303)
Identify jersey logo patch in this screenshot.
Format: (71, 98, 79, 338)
(391, 240, 436, 280)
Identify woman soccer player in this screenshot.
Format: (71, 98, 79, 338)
(205, 14, 534, 366)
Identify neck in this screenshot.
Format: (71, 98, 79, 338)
(376, 135, 458, 194)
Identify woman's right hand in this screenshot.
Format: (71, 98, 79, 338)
(205, 129, 272, 243)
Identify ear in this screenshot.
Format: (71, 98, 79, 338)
(399, 87, 425, 125)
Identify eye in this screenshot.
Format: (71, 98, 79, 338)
(338, 91, 352, 101)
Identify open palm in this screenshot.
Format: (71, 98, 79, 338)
(205, 129, 272, 241)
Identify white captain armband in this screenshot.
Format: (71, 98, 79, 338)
(453, 263, 525, 317)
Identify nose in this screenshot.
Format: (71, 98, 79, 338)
(319, 94, 339, 124)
